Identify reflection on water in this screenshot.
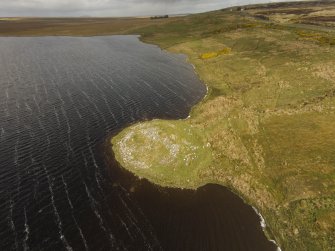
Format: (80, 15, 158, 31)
(0, 35, 275, 250)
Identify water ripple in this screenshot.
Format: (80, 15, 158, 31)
(0, 35, 204, 250)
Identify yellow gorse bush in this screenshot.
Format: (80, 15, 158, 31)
(200, 47, 232, 60)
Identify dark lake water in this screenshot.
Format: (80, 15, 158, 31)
(0, 35, 277, 250)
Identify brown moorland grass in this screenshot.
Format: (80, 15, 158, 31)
(0, 17, 176, 36)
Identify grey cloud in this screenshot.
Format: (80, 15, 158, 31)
(0, 0, 289, 17)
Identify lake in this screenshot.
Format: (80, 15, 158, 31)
(0, 35, 277, 250)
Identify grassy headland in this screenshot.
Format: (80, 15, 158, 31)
(112, 120, 212, 188)
(113, 2, 335, 250)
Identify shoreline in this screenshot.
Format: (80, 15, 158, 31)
(111, 35, 280, 249)
(112, 7, 335, 247)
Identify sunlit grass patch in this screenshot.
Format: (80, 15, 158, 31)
(0, 18, 22, 21)
(199, 47, 232, 59)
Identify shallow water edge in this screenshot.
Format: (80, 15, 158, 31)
(109, 36, 279, 251)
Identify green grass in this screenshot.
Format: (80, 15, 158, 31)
(112, 120, 212, 188)
(113, 3, 335, 250)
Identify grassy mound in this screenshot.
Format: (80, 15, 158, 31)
(112, 120, 212, 188)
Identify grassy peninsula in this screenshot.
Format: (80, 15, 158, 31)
(113, 2, 335, 250)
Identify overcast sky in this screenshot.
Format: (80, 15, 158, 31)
(1, 0, 290, 17)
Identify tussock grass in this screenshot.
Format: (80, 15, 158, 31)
(296, 30, 335, 45)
